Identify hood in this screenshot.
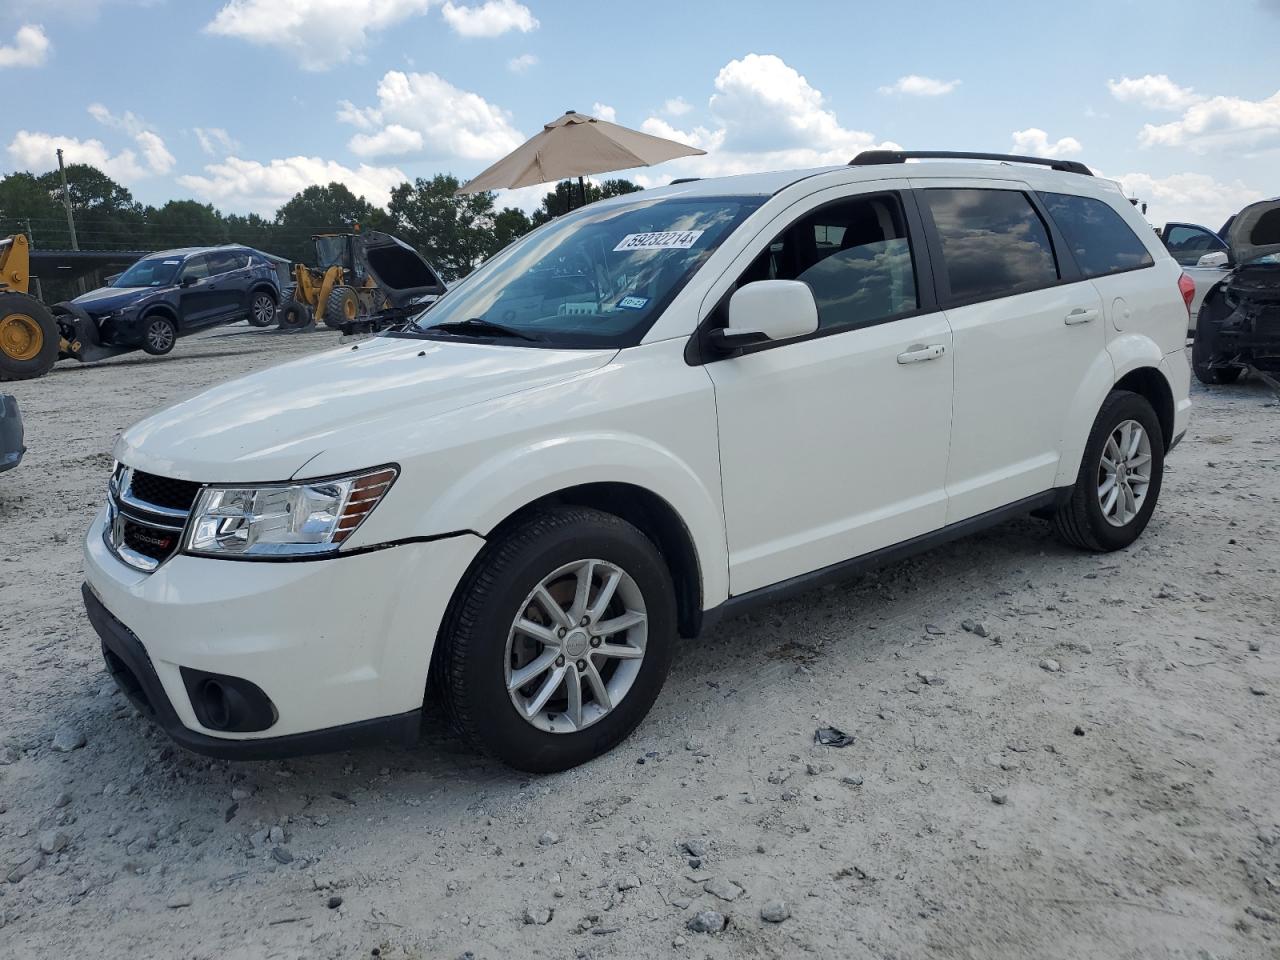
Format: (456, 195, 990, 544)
(361, 231, 446, 307)
(1228, 198, 1280, 265)
(114, 335, 616, 482)
(72, 286, 153, 313)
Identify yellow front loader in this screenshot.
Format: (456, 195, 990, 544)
(0, 234, 61, 381)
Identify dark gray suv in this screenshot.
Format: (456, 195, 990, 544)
(69, 246, 283, 355)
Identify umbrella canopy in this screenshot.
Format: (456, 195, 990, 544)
(455, 110, 705, 195)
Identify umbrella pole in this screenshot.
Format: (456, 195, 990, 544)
(578, 175, 586, 211)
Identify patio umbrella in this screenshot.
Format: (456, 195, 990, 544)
(455, 109, 705, 203)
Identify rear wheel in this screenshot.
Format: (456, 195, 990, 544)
(1052, 390, 1165, 552)
(0, 292, 59, 381)
(141, 315, 177, 356)
(324, 286, 359, 330)
(247, 291, 277, 327)
(434, 507, 677, 772)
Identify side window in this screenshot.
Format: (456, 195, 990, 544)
(923, 188, 1059, 303)
(180, 255, 211, 282)
(206, 251, 243, 275)
(1039, 192, 1155, 277)
(1163, 224, 1227, 266)
(737, 193, 919, 334)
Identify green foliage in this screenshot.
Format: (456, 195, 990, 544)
(0, 162, 644, 285)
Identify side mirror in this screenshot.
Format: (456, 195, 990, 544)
(709, 280, 819, 354)
(1196, 251, 1228, 269)
(180, 276, 197, 287)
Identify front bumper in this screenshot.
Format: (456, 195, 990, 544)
(83, 507, 484, 757)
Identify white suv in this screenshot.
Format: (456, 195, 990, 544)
(83, 151, 1192, 772)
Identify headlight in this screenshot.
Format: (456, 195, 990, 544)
(185, 466, 397, 559)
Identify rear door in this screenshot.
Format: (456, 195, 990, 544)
(913, 181, 1105, 522)
(203, 251, 251, 322)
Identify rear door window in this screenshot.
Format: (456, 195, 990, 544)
(1039, 192, 1155, 277)
(922, 188, 1059, 304)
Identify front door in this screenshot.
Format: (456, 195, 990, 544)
(913, 183, 1105, 522)
(705, 187, 954, 595)
(176, 254, 219, 327)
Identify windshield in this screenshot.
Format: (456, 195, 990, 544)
(406, 194, 763, 348)
(112, 256, 183, 288)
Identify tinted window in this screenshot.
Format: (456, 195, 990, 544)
(1163, 224, 1226, 266)
(923, 188, 1058, 302)
(738, 193, 918, 334)
(1039, 192, 1154, 277)
(112, 256, 182, 287)
(207, 250, 247, 274)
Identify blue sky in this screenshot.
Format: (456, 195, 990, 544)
(2, 0, 1278, 227)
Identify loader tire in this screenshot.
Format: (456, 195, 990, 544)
(324, 286, 360, 330)
(278, 300, 313, 331)
(0, 292, 59, 381)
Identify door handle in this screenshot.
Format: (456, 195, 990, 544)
(1064, 307, 1098, 325)
(897, 343, 946, 364)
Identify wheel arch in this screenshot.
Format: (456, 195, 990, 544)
(249, 282, 278, 301)
(139, 302, 179, 324)
(1113, 366, 1174, 447)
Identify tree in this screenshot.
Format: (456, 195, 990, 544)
(531, 178, 642, 226)
(388, 174, 513, 281)
(142, 200, 228, 249)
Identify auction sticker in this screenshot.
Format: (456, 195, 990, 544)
(617, 296, 649, 310)
(613, 230, 704, 252)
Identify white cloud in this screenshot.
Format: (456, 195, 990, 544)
(1138, 88, 1280, 152)
(663, 96, 692, 117)
(87, 103, 175, 173)
(177, 155, 407, 214)
(0, 23, 49, 67)
(591, 102, 617, 123)
(348, 123, 424, 157)
(1108, 171, 1264, 229)
(1107, 74, 1200, 111)
(440, 0, 536, 37)
(205, 0, 434, 70)
(878, 74, 959, 97)
(6, 130, 148, 181)
(339, 70, 523, 161)
(1011, 127, 1083, 158)
(507, 52, 537, 73)
(193, 126, 239, 156)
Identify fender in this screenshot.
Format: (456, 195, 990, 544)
(408, 433, 728, 609)
(1053, 333, 1167, 488)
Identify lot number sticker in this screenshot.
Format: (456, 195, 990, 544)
(617, 296, 649, 310)
(613, 230, 704, 252)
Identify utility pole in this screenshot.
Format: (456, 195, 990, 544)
(56, 148, 85, 293)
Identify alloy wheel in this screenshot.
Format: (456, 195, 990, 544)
(504, 559, 648, 734)
(1097, 418, 1152, 527)
(253, 295, 275, 325)
(147, 320, 174, 353)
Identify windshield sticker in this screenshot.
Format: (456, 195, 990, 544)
(617, 296, 649, 310)
(613, 230, 704, 252)
(162, 259, 181, 265)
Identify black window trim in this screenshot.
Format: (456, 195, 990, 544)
(686, 188, 937, 365)
(1038, 190, 1159, 281)
(916, 184, 1086, 311)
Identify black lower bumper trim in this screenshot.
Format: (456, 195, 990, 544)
(81, 583, 422, 760)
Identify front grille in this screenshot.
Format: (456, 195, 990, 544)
(106, 465, 201, 572)
(129, 471, 201, 512)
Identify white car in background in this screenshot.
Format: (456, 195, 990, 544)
(83, 150, 1192, 772)
(1158, 221, 1232, 331)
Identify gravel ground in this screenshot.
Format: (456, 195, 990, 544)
(1, 327, 1278, 959)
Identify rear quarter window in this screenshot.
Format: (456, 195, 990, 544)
(1040, 192, 1154, 277)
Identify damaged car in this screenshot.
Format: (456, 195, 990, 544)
(1192, 198, 1280, 385)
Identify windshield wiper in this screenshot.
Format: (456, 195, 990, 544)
(423, 318, 543, 342)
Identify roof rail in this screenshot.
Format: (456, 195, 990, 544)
(849, 150, 1093, 177)
(669, 177, 702, 185)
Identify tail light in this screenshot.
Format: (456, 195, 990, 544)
(1178, 272, 1196, 318)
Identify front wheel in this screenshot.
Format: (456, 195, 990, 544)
(1052, 390, 1165, 552)
(434, 507, 677, 772)
(141, 316, 177, 356)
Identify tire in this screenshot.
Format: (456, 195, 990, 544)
(277, 300, 313, 331)
(1192, 325, 1243, 384)
(324, 286, 359, 330)
(0, 292, 59, 381)
(434, 507, 678, 773)
(1052, 390, 1165, 552)
(141, 315, 177, 356)
(247, 291, 277, 327)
